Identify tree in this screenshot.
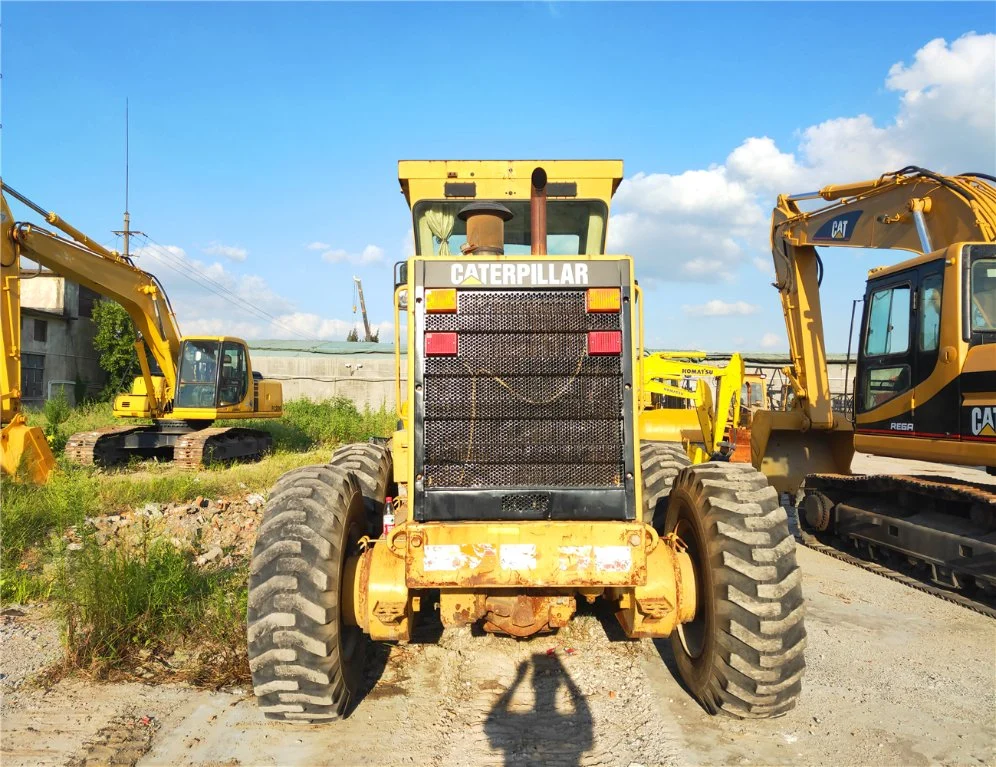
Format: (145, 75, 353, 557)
(92, 300, 140, 397)
(346, 327, 359, 342)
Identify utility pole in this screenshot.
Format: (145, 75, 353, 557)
(112, 99, 144, 259)
(352, 276, 374, 342)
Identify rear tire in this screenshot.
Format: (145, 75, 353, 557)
(640, 441, 691, 528)
(247, 465, 369, 723)
(330, 442, 394, 528)
(665, 462, 806, 718)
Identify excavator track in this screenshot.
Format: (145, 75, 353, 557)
(174, 427, 273, 470)
(795, 473, 996, 619)
(796, 529, 996, 619)
(65, 425, 150, 466)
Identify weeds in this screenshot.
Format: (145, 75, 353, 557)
(57, 537, 249, 684)
(229, 396, 396, 451)
(3, 395, 395, 684)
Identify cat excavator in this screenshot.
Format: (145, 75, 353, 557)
(1, 182, 283, 474)
(751, 166, 996, 606)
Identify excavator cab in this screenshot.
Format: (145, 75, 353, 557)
(175, 338, 251, 411)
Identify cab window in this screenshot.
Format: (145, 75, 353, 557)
(861, 366, 911, 411)
(176, 340, 221, 409)
(971, 257, 996, 332)
(412, 200, 607, 256)
(919, 274, 943, 352)
(864, 285, 910, 357)
(218, 342, 248, 406)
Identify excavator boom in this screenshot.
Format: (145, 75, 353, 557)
(1, 182, 282, 475)
(755, 167, 996, 492)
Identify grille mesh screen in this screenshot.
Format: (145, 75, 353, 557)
(422, 290, 624, 488)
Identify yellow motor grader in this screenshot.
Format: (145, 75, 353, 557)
(247, 161, 806, 722)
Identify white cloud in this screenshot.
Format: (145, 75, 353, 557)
(202, 242, 248, 262)
(131, 243, 373, 341)
(682, 300, 760, 317)
(760, 332, 783, 349)
(610, 33, 996, 284)
(314, 243, 386, 265)
(359, 245, 385, 264)
(752, 256, 774, 277)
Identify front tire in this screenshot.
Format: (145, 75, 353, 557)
(664, 462, 806, 718)
(247, 465, 369, 722)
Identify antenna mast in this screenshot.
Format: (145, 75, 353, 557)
(112, 98, 144, 258)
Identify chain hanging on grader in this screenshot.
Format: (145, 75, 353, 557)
(247, 161, 807, 722)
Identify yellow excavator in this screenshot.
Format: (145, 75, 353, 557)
(639, 350, 746, 462)
(0, 183, 283, 474)
(751, 166, 996, 601)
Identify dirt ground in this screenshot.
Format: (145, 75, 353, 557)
(2, 455, 994, 767)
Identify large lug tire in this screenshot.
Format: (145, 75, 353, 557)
(640, 441, 691, 528)
(330, 442, 394, 528)
(664, 462, 806, 718)
(247, 465, 369, 723)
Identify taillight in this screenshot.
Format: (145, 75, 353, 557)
(425, 331, 458, 356)
(586, 288, 621, 313)
(588, 330, 622, 355)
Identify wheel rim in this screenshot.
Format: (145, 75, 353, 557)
(674, 501, 710, 660)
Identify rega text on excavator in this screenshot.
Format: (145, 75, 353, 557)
(752, 167, 996, 608)
(0, 183, 283, 474)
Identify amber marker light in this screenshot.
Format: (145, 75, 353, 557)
(425, 288, 457, 313)
(586, 287, 621, 312)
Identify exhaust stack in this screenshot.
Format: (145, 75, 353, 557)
(530, 167, 548, 255)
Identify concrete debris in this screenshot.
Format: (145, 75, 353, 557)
(70, 494, 267, 568)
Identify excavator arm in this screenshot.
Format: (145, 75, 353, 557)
(2, 183, 182, 415)
(754, 167, 996, 491)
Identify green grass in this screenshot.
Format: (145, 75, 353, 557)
(4, 395, 395, 682)
(58, 539, 249, 684)
(227, 396, 397, 451)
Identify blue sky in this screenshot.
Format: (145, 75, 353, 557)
(3, 2, 994, 351)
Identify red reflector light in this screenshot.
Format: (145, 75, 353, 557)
(588, 330, 622, 355)
(425, 331, 458, 356)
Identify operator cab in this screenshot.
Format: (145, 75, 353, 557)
(175, 338, 251, 410)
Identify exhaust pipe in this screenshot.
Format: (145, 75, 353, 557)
(530, 167, 547, 255)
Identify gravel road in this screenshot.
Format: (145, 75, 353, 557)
(3, 454, 994, 766)
(3, 544, 993, 767)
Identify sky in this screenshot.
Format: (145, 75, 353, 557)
(2, 1, 994, 352)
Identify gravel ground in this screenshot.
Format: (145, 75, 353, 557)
(2, 453, 993, 766)
(2, 543, 993, 767)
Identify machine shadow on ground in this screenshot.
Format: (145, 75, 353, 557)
(484, 652, 594, 767)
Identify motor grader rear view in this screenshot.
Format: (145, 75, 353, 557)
(247, 161, 806, 722)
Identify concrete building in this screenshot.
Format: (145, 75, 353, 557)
(20, 272, 106, 406)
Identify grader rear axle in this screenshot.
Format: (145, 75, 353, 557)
(340, 519, 697, 641)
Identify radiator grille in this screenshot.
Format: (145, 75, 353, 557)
(421, 290, 625, 489)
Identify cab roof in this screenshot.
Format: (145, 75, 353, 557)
(398, 160, 624, 211)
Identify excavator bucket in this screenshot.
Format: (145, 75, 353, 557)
(1, 416, 56, 484)
(750, 409, 854, 495)
(638, 408, 702, 444)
